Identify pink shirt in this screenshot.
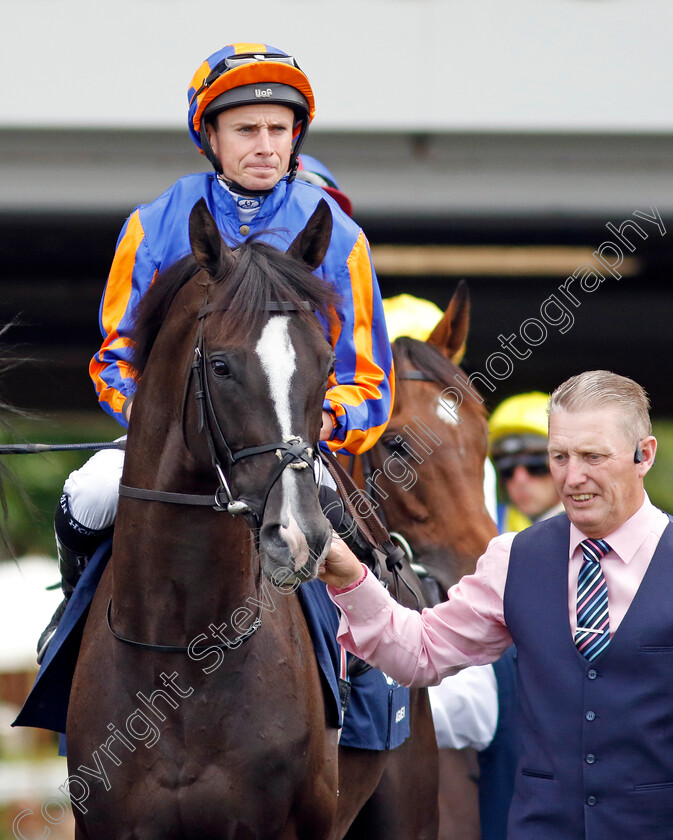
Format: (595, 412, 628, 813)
(329, 495, 669, 688)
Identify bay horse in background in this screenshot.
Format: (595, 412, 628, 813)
(67, 199, 341, 839)
(350, 282, 499, 840)
(373, 282, 497, 594)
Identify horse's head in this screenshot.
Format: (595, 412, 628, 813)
(368, 282, 498, 594)
(129, 199, 338, 585)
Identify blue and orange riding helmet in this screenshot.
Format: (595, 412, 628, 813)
(187, 43, 315, 179)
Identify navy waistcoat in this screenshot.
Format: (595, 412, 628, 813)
(478, 645, 518, 840)
(504, 513, 673, 840)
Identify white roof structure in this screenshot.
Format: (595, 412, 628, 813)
(3, 0, 673, 133)
(1, 0, 672, 218)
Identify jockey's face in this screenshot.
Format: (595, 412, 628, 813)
(206, 103, 295, 192)
(503, 462, 559, 521)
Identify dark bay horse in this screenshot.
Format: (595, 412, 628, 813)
(66, 199, 341, 839)
(350, 283, 499, 840)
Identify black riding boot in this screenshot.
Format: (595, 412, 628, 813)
(36, 494, 113, 664)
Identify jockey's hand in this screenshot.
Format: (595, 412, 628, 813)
(319, 410, 335, 441)
(123, 398, 133, 423)
(319, 531, 367, 590)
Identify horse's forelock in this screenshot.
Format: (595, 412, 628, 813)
(203, 240, 339, 344)
(131, 239, 339, 375)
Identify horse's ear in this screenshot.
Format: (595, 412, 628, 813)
(287, 199, 333, 270)
(189, 198, 233, 277)
(426, 280, 470, 364)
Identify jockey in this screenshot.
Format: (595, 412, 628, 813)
(37, 43, 393, 662)
(489, 391, 563, 532)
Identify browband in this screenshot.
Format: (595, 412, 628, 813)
(198, 300, 312, 319)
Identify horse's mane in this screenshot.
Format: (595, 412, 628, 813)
(392, 335, 486, 416)
(131, 238, 339, 378)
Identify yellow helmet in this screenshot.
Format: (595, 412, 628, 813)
(383, 295, 443, 342)
(489, 392, 550, 459)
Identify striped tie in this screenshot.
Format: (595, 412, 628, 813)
(575, 539, 612, 661)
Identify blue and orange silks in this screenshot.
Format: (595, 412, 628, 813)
(89, 173, 394, 455)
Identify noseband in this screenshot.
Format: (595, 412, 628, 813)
(118, 298, 316, 529)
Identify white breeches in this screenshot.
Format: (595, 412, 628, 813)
(63, 446, 125, 531)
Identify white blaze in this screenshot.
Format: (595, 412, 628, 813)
(255, 317, 310, 570)
(255, 316, 295, 440)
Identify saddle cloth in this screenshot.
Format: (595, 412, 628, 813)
(13, 541, 409, 751)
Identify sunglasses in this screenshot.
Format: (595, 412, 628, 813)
(498, 461, 550, 481)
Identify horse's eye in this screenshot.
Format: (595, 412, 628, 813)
(210, 358, 231, 378)
(382, 435, 406, 456)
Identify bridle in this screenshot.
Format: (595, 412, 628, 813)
(111, 297, 319, 654)
(394, 370, 437, 383)
(119, 298, 317, 530)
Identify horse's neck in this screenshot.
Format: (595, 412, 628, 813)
(110, 439, 259, 645)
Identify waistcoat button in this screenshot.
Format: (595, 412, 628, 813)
(586, 710, 596, 721)
(587, 669, 598, 680)
(585, 754, 596, 764)
(240, 224, 251, 235)
(587, 795, 597, 806)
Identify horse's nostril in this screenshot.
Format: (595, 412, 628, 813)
(260, 518, 331, 575)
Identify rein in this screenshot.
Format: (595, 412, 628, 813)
(320, 451, 423, 611)
(106, 599, 262, 654)
(360, 365, 436, 527)
(0, 441, 125, 455)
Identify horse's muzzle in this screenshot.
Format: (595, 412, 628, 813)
(259, 514, 332, 585)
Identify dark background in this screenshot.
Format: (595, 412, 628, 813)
(0, 206, 672, 557)
(1, 208, 671, 419)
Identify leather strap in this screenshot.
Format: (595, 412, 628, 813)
(320, 451, 390, 549)
(107, 599, 261, 653)
(319, 450, 410, 578)
(396, 370, 436, 382)
(118, 483, 224, 507)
